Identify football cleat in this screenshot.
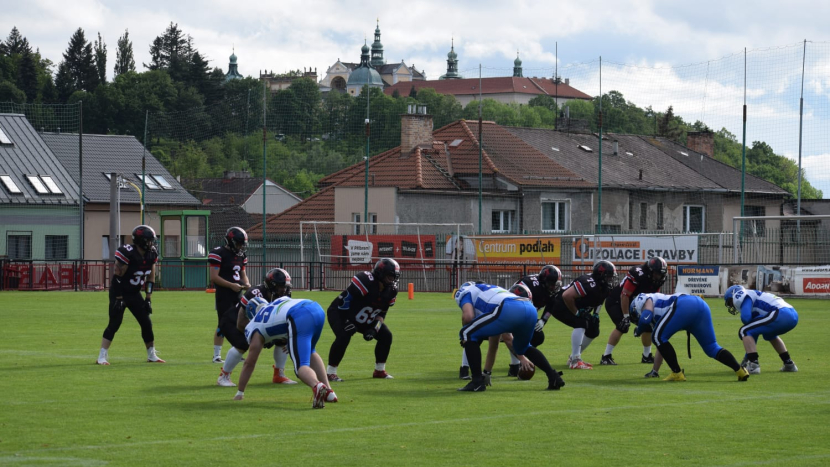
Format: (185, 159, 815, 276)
(740, 355, 749, 368)
(96, 358, 110, 366)
(147, 352, 165, 363)
(664, 369, 686, 382)
(600, 354, 617, 366)
(780, 362, 798, 372)
(644, 369, 660, 378)
(507, 364, 520, 377)
(546, 371, 566, 390)
(736, 367, 750, 381)
(326, 388, 338, 403)
(327, 374, 344, 382)
(212, 356, 224, 363)
(568, 357, 593, 370)
(457, 379, 487, 392)
(272, 366, 298, 384)
(459, 366, 471, 380)
(641, 353, 655, 364)
(745, 361, 761, 375)
(373, 370, 394, 379)
(312, 382, 328, 409)
(217, 371, 236, 387)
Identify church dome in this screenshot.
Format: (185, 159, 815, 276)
(347, 66, 383, 86)
(230, 52, 237, 64)
(514, 53, 522, 66)
(361, 43, 370, 54)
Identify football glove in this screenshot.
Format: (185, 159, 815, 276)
(534, 318, 547, 332)
(616, 316, 630, 333)
(113, 298, 126, 313)
(363, 329, 376, 341)
(633, 326, 642, 338)
(145, 298, 153, 315)
(482, 369, 492, 387)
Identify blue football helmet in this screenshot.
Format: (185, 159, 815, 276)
(724, 285, 743, 315)
(245, 296, 269, 320)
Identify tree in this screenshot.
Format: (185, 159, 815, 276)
(16, 48, 38, 102)
(55, 61, 74, 102)
(62, 28, 98, 94)
(408, 85, 417, 98)
(114, 29, 136, 77)
(0, 80, 25, 103)
(145, 36, 164, 70)
(94, 32, 107, 85)
(1, 27, 31, 55)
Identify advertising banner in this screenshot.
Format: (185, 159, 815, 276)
(446, 236, 562, 268)
(331, 235, 435, 269)
(573, 236, 699, 265)
(675, 265, 720, 295)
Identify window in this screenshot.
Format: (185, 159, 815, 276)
(491, 210, 514, 233)
(542, 201, 569, 232)
(0, 127, 11, 145)
(351, 213, 377, 234)
(8, 233, 32, 259)
(162, 218, 181, 258)
(102, 235, 129, 260)
(136, 174, 160, 190)
(151, 174, 174, 189)
(744, 205, 766, 237)
(682, 205, 705, 232)
(26, 175, 49, 194)
(657, 203, 664, 230)
(185, 216, 207, 257)
(639, 202, 648, 230)
(368, 213, 377, 234)
(40, 176, 63, 194)
(45, 235, 68, 260)
(352, 213, 361, 234)
(0, 175, 21, 194)
(628, 200, 633, 230)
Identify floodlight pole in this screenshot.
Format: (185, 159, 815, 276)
(262, 83, 267, 265)
(597, 57, 603, 235)
(141, 110, 148, 225)
(796, 39, 807, 265)
(365, 80, 371, 232)
(478, 64, 483, 235)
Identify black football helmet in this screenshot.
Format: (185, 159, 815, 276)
(509, 282, 533, 302)
(592, 260, 617, 289)
(538, 265, 562, 295)
(132, 225, 156, 251)
(644, 257, 668, 286)
(264, 268, 291, 298)
(225, 227, 248, 255)
(373, 258, 401, 285)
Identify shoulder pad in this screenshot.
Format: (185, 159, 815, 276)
(732, 287, 749, 309)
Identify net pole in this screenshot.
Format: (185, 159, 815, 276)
(796, 39, 806, 265)
(417, 226, 427, 286)
(141, 110, 147, 225)
(78, 101, 84, 261)
(478, 63, 483, 235)
(262, 83, 267, 266)
(597, 56, 603, 236)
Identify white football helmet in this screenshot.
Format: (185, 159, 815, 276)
(245, 296, 269, 320)
(630, 293, 651, 315)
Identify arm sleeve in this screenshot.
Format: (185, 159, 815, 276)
(740, 299, 754, 325)
(636, 309, 654, 335)
(114, 246, 130, 265)
(208, 249, 222, 266)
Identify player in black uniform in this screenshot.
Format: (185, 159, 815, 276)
(534, 260, 616, 369)
(208, 227, 250, 363)
(326, 258, 400, 381)
(96, 225, 164, 365)
(216, 268, 297, 387)
(599, 257, 668, 366)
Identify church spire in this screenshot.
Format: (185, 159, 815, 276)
(440, 37, 462, 80)
(513, 50, 523, 77)
(370, 18, 385, 67)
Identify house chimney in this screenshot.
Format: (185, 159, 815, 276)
(564, 78, 570, 85)
(400, 105, 433, 156)
(686, 130, 714, 157)
(613, 140, 619, 156)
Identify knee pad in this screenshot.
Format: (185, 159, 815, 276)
(530, 330, 545, 347)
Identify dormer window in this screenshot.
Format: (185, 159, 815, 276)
(1, 175, 22, 194)
(26, 175, 49, 194)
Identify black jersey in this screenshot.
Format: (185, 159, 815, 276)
(113, 244, 157, 296)
(514, 274, 550, 310)
(610, 265, 662, 299)
(554, 274, 609, 311)
(237, 284, 271, 312)
(208, 245, 247, 303)
(329, 271, 397, 330)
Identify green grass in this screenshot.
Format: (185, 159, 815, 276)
(1, 291, 829, 466)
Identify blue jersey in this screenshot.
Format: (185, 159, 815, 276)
(245, 297, 310, 345)
(732, 287, 793, 325)
(631, 293, 681, 332)
(454, 282, 514, 316)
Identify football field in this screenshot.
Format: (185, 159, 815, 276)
(1, 290, 829, 466)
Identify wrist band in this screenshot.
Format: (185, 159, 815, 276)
(146, 281, 154, 295)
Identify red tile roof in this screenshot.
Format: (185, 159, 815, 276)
(384, 76, 592, 100)
(248, 187, 335, 237)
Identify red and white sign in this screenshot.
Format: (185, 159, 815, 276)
(802, 277, 830, 293)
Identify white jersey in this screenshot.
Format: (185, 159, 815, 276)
(732, 287, 792, 319)
(631, 292, 681, 321)
(454, 282, 515, 317)
(245, 297, 308, 345)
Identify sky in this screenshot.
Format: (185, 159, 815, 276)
(3, 0, 830, 195)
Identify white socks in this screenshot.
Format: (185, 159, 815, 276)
(604, 344, 616, 356)
(461, 350, 469, 367)
(99, 348, 108, 359)
(581, 337, 595, 353)
(273, 346, 288, 368)
(223, 347, 244, 374)
(509, 353, 521, 365)
(571, 328, 586, 358)
(146, 346, 156, 359)
(213, 345, 222, 358)
(327, 365, 338, 375)
(643, 345, 652, 357)
(375, 362, 386, 371)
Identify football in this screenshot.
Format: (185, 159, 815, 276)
(517, 365, 535, 380)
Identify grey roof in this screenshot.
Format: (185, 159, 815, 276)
(182, 176, 300, 206)
(41, 133, 200, 206)
(0, 114, 80, 205)
(506, 127, 788, 195)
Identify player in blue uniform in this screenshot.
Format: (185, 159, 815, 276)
(724, 285, 799, 374)
(455, 281, 565, 392)
(233, 296, 336, 409)
(632, 293, 750, 381)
